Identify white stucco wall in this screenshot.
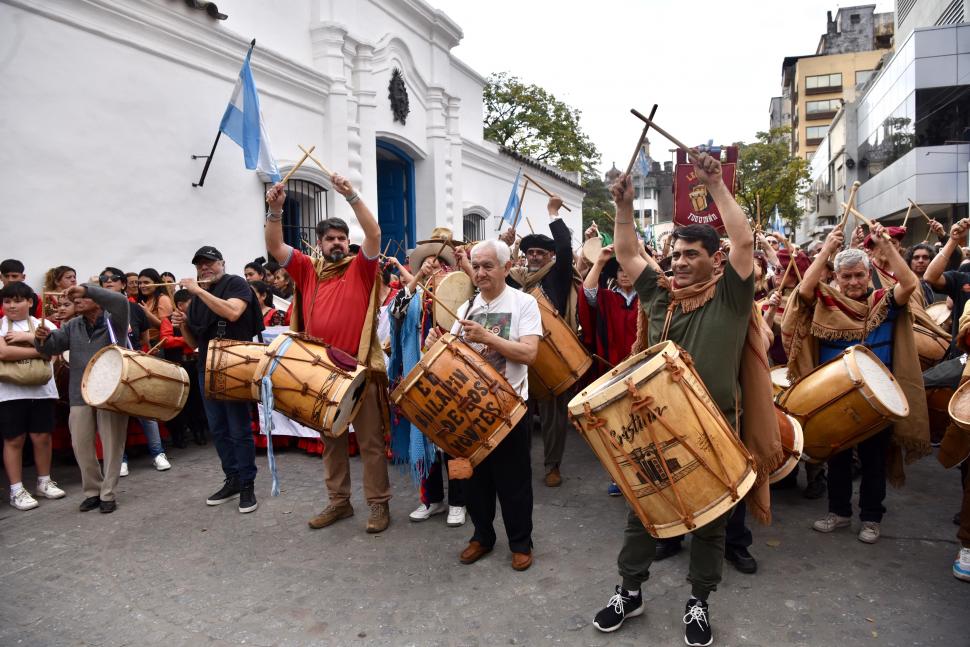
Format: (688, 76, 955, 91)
(0, 0, 584, 292)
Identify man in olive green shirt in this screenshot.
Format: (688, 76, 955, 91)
(592, 150, 754, 647)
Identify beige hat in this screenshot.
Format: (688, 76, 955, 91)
(408, 228, 457, 270)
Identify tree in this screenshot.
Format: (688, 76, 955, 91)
(734, 126, 810, 233)
(581, 175, 616, 232)
(483, 72, 600, 175)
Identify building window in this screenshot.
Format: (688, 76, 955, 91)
(806, 125, 829, 139)
(850, 13, 861, 24)
(806, 99, 840, 119)
(805, 73, 842, 94)
(855, 69, 874, 86)
(463, 211, 486, 242)
(916, 85, 970, 147)
(263, 178, 328, 252)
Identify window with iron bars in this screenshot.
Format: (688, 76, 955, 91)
(463, 212, 486, 243)
(263, 178, 328, 254)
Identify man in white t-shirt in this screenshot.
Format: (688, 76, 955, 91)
(426, 239, 542, 571)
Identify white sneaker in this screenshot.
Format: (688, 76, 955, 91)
(408, 501, 446, 522)
(954, 547, 970, 582)
(447, 505, 466, 527)
(858, 521, 881, 544)
(812, 512, 850, 533)
(36, 480, 66, 499)
(119, 461, 129, 477)
(10, 488, 39, 511)
(153, 453, 172, 471)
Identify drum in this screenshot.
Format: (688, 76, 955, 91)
(927, 301, 952, 330)
(582, 237, 602, 263)
(390, 333, 527, 468)
(431, 271, 473, 331)
(253, 333, 368, 437)
(770, 365, 790, 397)
(914, 325, 948, 371)
(927, 387, 954, 446)
(205, 339, 268, 401)
(777, 345, 909, 462)
(943, 381, 970, 468)
(81, 345, 189, 421)
(567, 340, 756, 538)
(768, 406, 803, 484)
(528, 289, 593, 399)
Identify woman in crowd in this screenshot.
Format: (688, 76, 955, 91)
(136, 268, 174, 344)
(42, 266, 77, 320)
(244, 257, 270, 283)
(250, 280, 284, 328)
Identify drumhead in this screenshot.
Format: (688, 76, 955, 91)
(433, 271, 473, 330)
(331, 371, 369, 435)
(770, 366, 790, 389)
(926, 302, 951, 327)
(84, 347, 123, 406)
(854, 349, 907, 417)
(584, 355, 653, 397)
(582, 237, 602, 263)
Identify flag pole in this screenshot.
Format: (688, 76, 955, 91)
(193, 39, 256, 188)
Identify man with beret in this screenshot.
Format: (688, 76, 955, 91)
(172, 246, 265, 514)
(499, 195, 576, 488)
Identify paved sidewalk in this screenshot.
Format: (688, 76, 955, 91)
(1, 430, 966, 646)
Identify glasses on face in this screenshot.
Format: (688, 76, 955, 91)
(99, 274, 123, 283)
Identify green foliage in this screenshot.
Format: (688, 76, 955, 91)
(580, 175, 616, 232)
(734, 126, 810, 233)
(483, 72, 600, 175)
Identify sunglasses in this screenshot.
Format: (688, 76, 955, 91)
(99, 274, 123, 282)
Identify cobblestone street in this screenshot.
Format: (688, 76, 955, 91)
(1, 429, 967, 647)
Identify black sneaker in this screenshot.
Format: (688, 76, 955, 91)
(593, 585, 644, 633)
(238, 481, 258, 514)
(683, 598, 712, 646)
(206, 476, 240, 506)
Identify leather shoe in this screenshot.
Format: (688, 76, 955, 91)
(654, 538, 683, 561)
(511, 551, 533, 571)
(725, 546, 757, 574)
(544, 467, 562, 488)
(99, 500, 117, 514)
(79, 496, 101, 512)
(459, 541, 492, 565)
(308, 502, 354, 529)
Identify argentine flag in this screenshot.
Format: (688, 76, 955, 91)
(500, 168, 523, 227)
(219, 49, 281, 182)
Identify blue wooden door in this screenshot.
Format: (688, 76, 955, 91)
(377, 158, 408, 261)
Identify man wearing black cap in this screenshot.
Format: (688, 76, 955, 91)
(171, 246, 264, 513)
(499, 195, 576, 488)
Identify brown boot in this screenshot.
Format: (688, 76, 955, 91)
(544, 467, 562, 487)
(308, 501, 354, 529)
(366, 502, 390, 533)
(459, 540, 492, 564)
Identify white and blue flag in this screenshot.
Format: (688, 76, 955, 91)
(501, 168, 523, 226)
(219, 48, 281, 182)
(636, 149, 652, 176)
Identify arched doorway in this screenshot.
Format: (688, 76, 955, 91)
(376, 140, 416, 261)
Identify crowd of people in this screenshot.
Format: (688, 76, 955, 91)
(2, 153, 969, 646)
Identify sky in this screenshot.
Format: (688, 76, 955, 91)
(431, 0, 895, 176)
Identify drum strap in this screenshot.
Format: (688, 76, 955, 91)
(258, 335, 294, 498)
(216, 320, 227, 339)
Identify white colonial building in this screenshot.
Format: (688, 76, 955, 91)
(0, 0, 584, 285)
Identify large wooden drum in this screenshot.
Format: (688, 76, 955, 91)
(769, 406, 804, 484)
(927, 386, 954, 446)
(777, 345, 909, 462)
(567, 340, 756, 538)
(914, 325, 948, 372)
(390, 333, 527, 468)
(770, 366, 790, 398)
(528, 288, 592, 399)
(205, 339, 267, 401)
(253, 333, 368, 438)
(926, 302, 952, 330)
(81, 345, 189, 421)
(582, 237, 603, 263)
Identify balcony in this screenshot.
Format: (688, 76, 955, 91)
(806, 138, 823, 146)
(806, 84, 841, 96)
(805, 110, 837, 121)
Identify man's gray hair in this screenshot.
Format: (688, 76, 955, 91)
(834, 248, 870, 273)
(471, 239, 511, 265)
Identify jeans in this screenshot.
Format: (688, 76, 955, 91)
(198, 374, 257, 483)
(121, 417, 164, 463)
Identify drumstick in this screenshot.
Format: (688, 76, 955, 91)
(775, 258, 794, 296)
(146, 339, 166, 356)
(525, 217, 535, 234)
(521, 172, 573, 212)
(141, 281, 209, 289)
(907, 198, 934, 224)
(280, 145, 315, 184)
(630, 109, 692, 153)
(419, 279, 462, 325)
(40, 289, 46, 329)
(593, 353, 615, 369)
(625, 103, 658, 176)
(839, 202, 891, 240)
(298, 144, 333, 177)
(901, 203, 913, 229)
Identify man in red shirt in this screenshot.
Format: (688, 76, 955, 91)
(264, 174, 391, 534)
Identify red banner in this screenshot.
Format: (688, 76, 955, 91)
(673, 146, 738, 232)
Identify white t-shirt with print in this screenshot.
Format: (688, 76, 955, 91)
(0, 316, 57, 403)
(451, 285, 542, 399)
